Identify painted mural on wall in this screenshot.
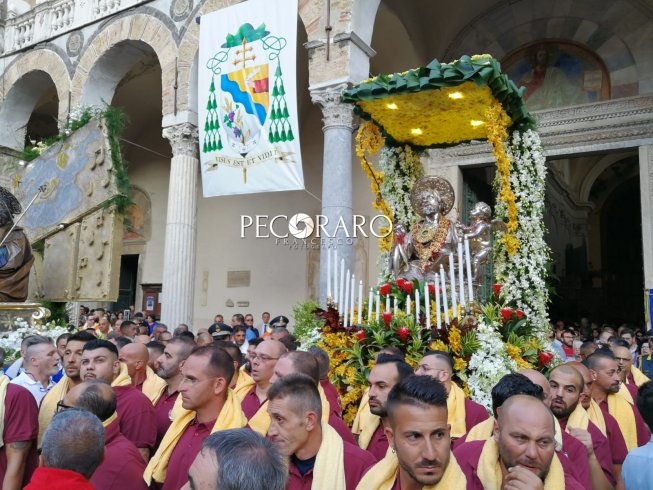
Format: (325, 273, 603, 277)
(503, 41, 610, 111)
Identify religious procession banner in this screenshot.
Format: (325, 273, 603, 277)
(198, 0, 304, 196)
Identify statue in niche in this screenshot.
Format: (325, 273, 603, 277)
(0, 187, 34, 301)
(389, 176, 459, 282)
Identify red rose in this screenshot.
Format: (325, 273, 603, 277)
(382, 312, 393, 327)
(354, 330, 366, 342)
(397, 327, 410, 342)
(396, 278, 407, 289)
(500, 308, 513, 324)
(515, 310, 525, 320)
(428, 283, 436, 295)
(401, 282, 414, 295)
(379, 283, 392, 296)
(538, 351, 554, 366)
(492, 283, 502, 297)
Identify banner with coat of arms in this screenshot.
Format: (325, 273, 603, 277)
(198, 0, 304, 196)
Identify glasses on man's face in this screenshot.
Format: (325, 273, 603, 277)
(56, 401, 74, 413)
(251, 353, 279, 363)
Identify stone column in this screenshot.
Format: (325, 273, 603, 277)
(310, 83, 355, 306)
(639, 145, 653, 330)
(161, 123, 199, 327)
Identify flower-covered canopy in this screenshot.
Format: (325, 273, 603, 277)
(342, 55, 535, 148)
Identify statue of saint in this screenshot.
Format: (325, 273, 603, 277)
(462, 201, 506, 285)
(389, 176, 459, 281)
(0, 187, 34, 302)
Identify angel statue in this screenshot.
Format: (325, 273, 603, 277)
(461, 201, 506, 285)
(389, 176, 460, 282)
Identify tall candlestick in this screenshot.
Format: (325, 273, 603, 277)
(350, 275, 355, 326)
(464, 237, 474, 303)
(358, 280, 363, 324)
(333, 250, 338, 306)
(458, 241, 465, 308)
(448, 253, 457, 320)
(440, 265, 449, 325)
(415, 289, 420, 325)
(339, 260, 345, 311)
(368, 288, 373, 322)
(343, 269, 350, 326)
(435, 276, 441, 329)
(327, 249, 332, 300)
(386, 294, 390, 313)
(425, 281, 430, 330)
(376, 291, 380, 322)
(406, 295, 411, 316)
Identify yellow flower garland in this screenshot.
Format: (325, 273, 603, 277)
(485, 101, 520, 255)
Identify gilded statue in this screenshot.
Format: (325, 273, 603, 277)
(389, 176, 459, 281)
(462, 201, 506, 285)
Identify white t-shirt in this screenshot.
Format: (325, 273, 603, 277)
(10, 371, 55, 406)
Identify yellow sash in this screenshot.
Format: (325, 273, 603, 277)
(38, 375, 72, 448)
(617, 383, 634, 405)
(466, 416, 563, 451)
(102, 411, 118, 428)
(477, 438, 565, 490)
(141, 366, 167, 405)
(111, 362, 132, 387)
(144, 389, 247, 484)
(447, 383, 468, 438)
(248, 399, 271, 435)
(630, 366, 650, 387)
(355, 450, 466, 490)
(0, 375, 9, 449)
(233, 371, 255, 402)
(313, 423, 346, 490)
(607, 393, 638, 451)
(352, 388, 379, 438)
(586, 399, 606, 436)
(565, 403, 589, 431)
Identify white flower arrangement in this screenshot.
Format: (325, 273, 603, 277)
(0, 319, 69, 363)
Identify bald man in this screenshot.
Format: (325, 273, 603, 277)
(118, 343, 166, 405)
(240, 340, 287, 421)
(518, 368, 591, 489)
(63, 381, 146, 490)
(455, 395, 584, 489)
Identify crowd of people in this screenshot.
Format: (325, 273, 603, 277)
(0, 309, 651, 489)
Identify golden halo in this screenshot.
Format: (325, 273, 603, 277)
(410, 176, 455, 217)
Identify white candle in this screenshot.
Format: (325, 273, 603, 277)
(393, 296, 398, 315)
(386, 294, 390, 313)
(333, 250, 338, 305)
(464, 237, 474, 303)
(440, 265, 449, 325)
(458, 241, 465, 308)
(375, 291, 380, 322)
(327, 249, 332, 300)
(343, 269, 350, 326)
(415, 289, 420, 325)
(448, 253, 457, 320)
(358, 280, 363, 324)
(435, 276, 441, 329)
(367, 288, 373, 322)
(425, 281, 431, 330)
(406, 295, 411, 315)
(339, 260, 345, 311)
(350, 275, 356, 326)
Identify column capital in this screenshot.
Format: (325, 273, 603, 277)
(162, 123, 199, 158)
(310, 82, 355, 130)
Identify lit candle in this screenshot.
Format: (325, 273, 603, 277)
(425, 281, 431, 330)
(440, 265, 449, 325)
(386, 294, 390, 313)
(435, 276, 441, 329)
(358, 280, 363, 324)
(458, 241, 465, 308)
(339, 260, 345, 311)
(406, 294, 411, 316)
(368, 288, 373, 322)
(375, 290, 380, 322)
(343, 269, 350, 326)
(350, 274, 356, 326)
(415, 289, 420, 325)
(333, 250, 338, 306)
(327, 249, 332, 300)
(464, 237, 474, 303)
(448, 253, 457, 320)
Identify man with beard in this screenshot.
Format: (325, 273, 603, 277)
(153, 336, 195, 446)
(38, 331, 96, 447)
(10, 336, 60, 405)
(586, 350, 650, 450)
(356, 375, 467, 489)
(267, 373, 375, 490)
(549, 364, 615, 489)
(456, 395, 584, 489)
(359, 354, 413, 461)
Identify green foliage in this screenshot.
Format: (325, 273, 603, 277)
(222, 23, 270, 48)
(291, 300, 323, 345)
(39, 301, 69, 326)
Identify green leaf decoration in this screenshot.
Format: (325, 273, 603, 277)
(221, 23, 270, 48)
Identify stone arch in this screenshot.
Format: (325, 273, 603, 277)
(0, 49, 70, 150)
(71, 13, 176, 115)
(579, 153, 630, 202)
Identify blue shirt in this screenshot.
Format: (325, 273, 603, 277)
(622, 436, 653, 489)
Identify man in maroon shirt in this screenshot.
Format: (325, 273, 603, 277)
(63, 380, 147, 490)
(269, 351, 355, 443)
(359, 354, 413, 461)
(241, 339, 287, 419)
(81, 339, 156, 461)
(612, 340, 649, 402)
(153, 336, 195, 446)
(414, 350, 489, 440)
(0, 381, 39, 490)
(267, 373, 375, 490)
(308, 346, 343, 417)
(455, 395, 585, 489)
(549, 364, 616, 488)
